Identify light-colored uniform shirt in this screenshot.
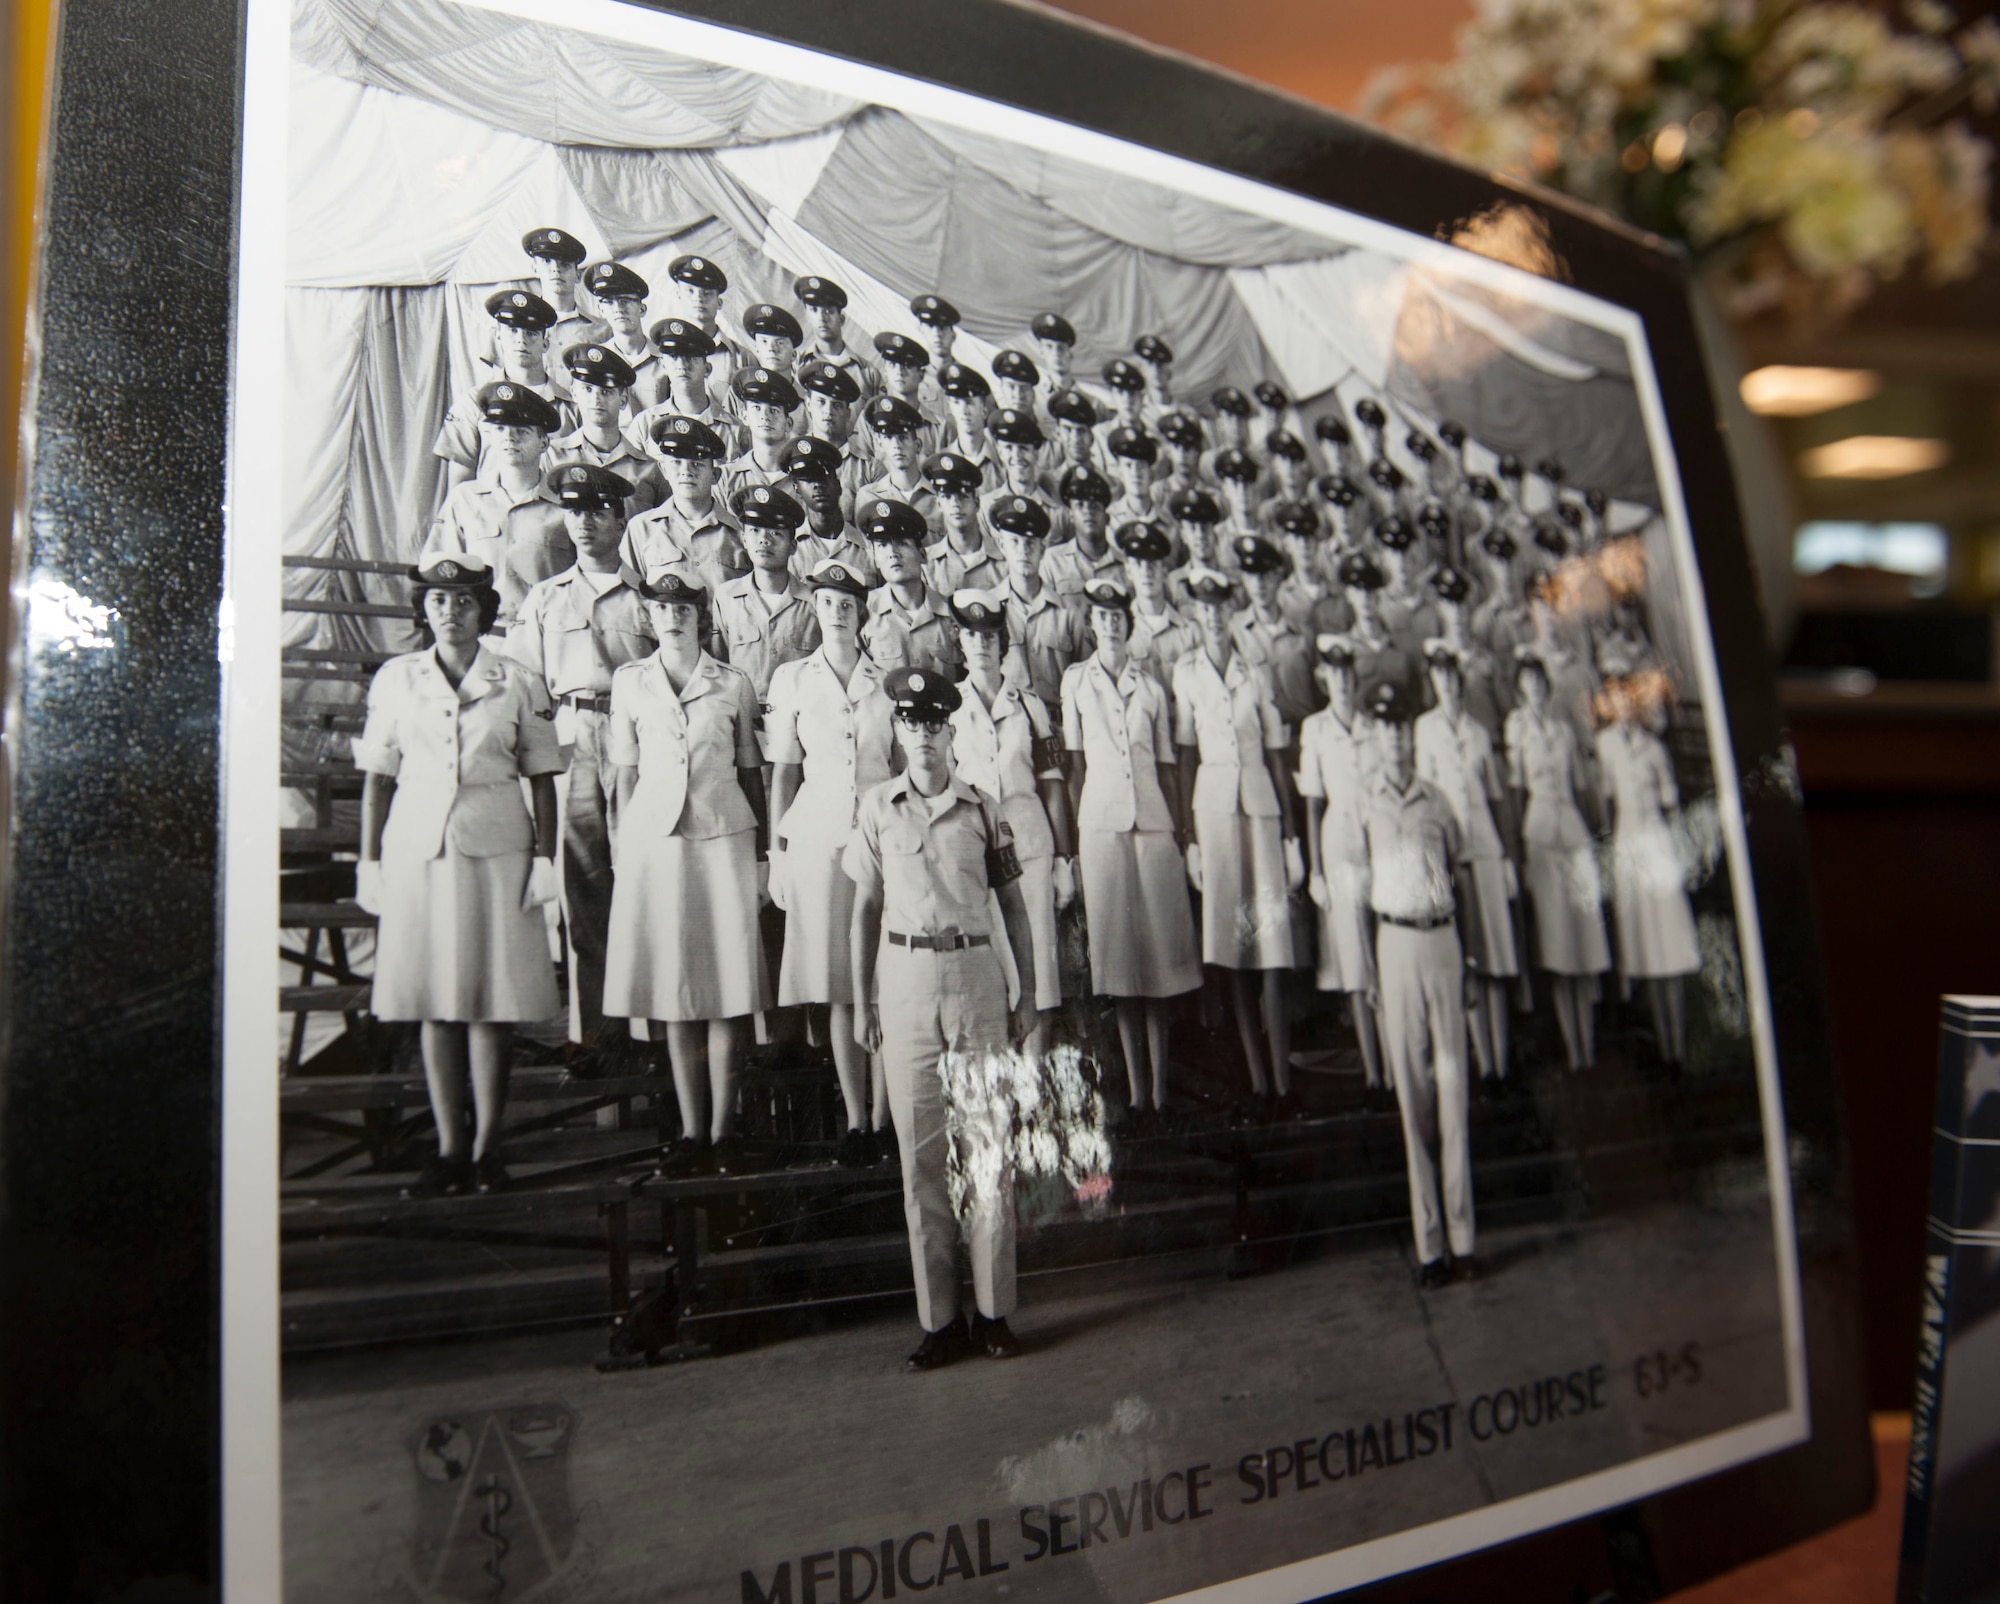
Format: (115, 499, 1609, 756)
(710, 572, 821, 703)
(1039, 540, 1123, 598)
(619, 499, 747, 599)
(1061, 657, 1177, 835)
(423, 476, 574, 631)
(1415, 706, 1508, 861)
(433, 365, 576, 475)
(767, 649, 895, 855)
(863, 584, 962, 681)
(1127, 603, 1200, 686)
(1000, 584, 1092, 713)
(606, 650, 761, 840)
(1172, 650, 1286, 819)
(926, 538, 1005, 597)
(843, 773, 1019, 939)
(505, 563, 656, 746)
(950, 681, 1058, 861)
(1229, 607, 1318, 734)
(792, 525, 875, 583)
(1362, 773, 1463, 922)
(1296, 708, 1377, 869)
(623, 397, 747, 462)
(354, 644, 563, 863)
(545, 427, 665, 521)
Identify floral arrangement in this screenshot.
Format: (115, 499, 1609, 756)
(1362, 0, 2000, 321)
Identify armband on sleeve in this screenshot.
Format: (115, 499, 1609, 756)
(985, 814, 1023, 887)
(1031, 733, 1066, 774)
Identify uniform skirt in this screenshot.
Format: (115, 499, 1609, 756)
(1465, 854, 1520, 978)
(372, 848, 559, 1023)
(1194, 807, 1294, 971)
(1312, 856, 1374, 992)
(1078, 827, 1201, 998)
(1523, 798, 1610, 976)
(1610, 821, 1699, 978)
(779, 834, 858, 1007)
(604, 826, 771, 1023)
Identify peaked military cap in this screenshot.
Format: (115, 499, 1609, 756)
(743, 302, 805, 343)
(1423, 636, 1468, 668)
(924, 451, 984, 493)
(485, 289, 558, 331)
(938, 362, 992, 399)
(1417, 497, 1451, 529)
(1535, 458, 1566, 483)
(1316, 474, 1362, 508)
(1270, 499, 1320, 538)
(885, 665, 962, 720)
(1468, 475, 1501, 503)
(733, 482, 807, 531)
(1369, 458, 1407, 491)
(1314, 632, 1357, 667)
(910, 293, 961, 328)
(1046, 388, 1099, 427)
(1559, 500, 1585, 528)
(794, 275, 848, 309)
(1105, 425, 1159, 462)
(668, 254, 728, 290)
(1367, 679, 1416, 724)
(1030, 311, 1077, 345)
(733, 366, 801, 409)
(798, 360, 861, 403)
(947, 589, 1008, 632)
(864, 394, 925, 436)
(563, 343, 638, 390)
(1102, 358, 1145, 394)
(1375, 515, 1415, 552)
(1211, 447, 1259, 483)
(1437, 419, 1467, 449)
(1156, 410, 1205, 449)
(1481, 527, 1518, 559)
(523, 227, 587, 264)
(1497, 452, 1525, 479)
(1114, 519, 1174, 561)
(1082, 577, 1134, 614)
(1059, 464, 1114, 504)
(808, 557, 874, 597)
(1134, 333, 1173, 365)
(1266, 430, 1308, 462)
(1233, 534, 1287, 575)
(1354, 397, 1386, 428)
(649, 317, 717, 357)
(638, 569, 708, 607)
(989, 495, 1053, 539)
(1338, 551, 1386, 590)
(990, 408, 1046, 446)
(476, 381, 561, 431)
(1181, 567, 1237, 605)
(861, 497, 929, 544)
(1313, 413, 1352, 444)
(873, 331, 929, 369)
(1169, 486, 1222, 525)
(1211, 386, 1253, 417)
(411, 554, 496, 589)
(1406, 429, 1439, 461)
(1584, 487, 1609, 515)
(992, 348, 1040, 385)
(1535, 525, 1570, 557)
(649, 413, 727, 460)
(548, 462, 634, 510)
(1429, 564, 1472, 603)
(583, 261, 648, 301)
(1253, 380, 1289, 409)
(781, 435, 842, 479)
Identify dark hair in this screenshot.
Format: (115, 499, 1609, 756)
(412, 582, 502, 636)
(1514, 653, 1551, 691)
(960, 618, 1011, 653)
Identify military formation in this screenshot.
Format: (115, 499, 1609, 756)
(347, 225, 1707, 1364)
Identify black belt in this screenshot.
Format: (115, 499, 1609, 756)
(888, 931, 990, 952)
(560, 692, 612, 714)
(1379, 912, 1454, 932)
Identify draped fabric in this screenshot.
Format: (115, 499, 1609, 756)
(295, 0, 863, 148)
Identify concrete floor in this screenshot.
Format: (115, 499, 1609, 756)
(283, 1177, 1792, 1604)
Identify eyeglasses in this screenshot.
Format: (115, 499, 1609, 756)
(895, 714, 949, 733)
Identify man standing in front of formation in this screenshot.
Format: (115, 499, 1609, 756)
(848, 667, 1037, 1371)
(1362, 680, 1480, 1289)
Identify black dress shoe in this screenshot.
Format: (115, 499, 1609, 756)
(837, 1127, 876, 1169)
(403, 1153, 471, 1199)
(710, 1136, 748, 1176)
(906, 1322, 969, 1371)
(1455, 1254, 1482, 1283)
(968, 1313, 1021, 1359)
(1415, 1257, 1453, 1290)
(873, 1124, 898, 1164)
(655, 1136, 712, 1179)
(472, 1154, 511, 1194)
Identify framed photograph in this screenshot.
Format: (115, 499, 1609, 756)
(4, 0, 1873, 1598)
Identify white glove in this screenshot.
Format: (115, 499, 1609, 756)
(1284, 837, 1306, 892)
(1308, 872, 1330, 911)
(354, 859, 383, 916)
(522, 856, 560, 912)
(768, 849, 789, 912)
(1051, 856, 1077, 911)
(757, 857, 773, 909)
(1185, 841, 1204, 893)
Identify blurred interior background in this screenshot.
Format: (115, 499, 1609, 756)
(3, 0, 1994, 1418)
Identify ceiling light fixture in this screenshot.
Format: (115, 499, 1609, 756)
(1739, 365, 1882, 416)
(1798, 435, 1950, 479)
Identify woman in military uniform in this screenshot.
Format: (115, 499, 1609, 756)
(602, 572, 771, 1176)
(767, 559, 896, 1165)
(354, 558, 563, 1197)
(1060, 579, 1202, 1128)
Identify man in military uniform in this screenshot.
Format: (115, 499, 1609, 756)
(869, 332, 939, 445)
(924, 451, 1005, 596)
(912, 293, 962, 370)
(547, 344, 663, 522)
(1166, 487, 1232, 608)
(667, 253, 740, 396)
(983, 409, 1059, 536)
(936, 362, 1000, 488)
(711, 483, 821, 711)
(1046, 387, 1108, 483)
(1258, 431, 1314, 530)
(720, 366, 804, 506)
(991, 495, 1091, 710)
(862, 498, 961, 680)
(1339, 550, 1422, 712)
(1362, 679, 1480, 1287)
(847, 666, 1037, 1369)
(436, 290, 575, 489)
(742, 300, 806, 378)
(1044, 465, 1122, 594)
(1271, 500, 1349, 640)
(1315, 411, 1366, 483)
(1156, 409, 1208, 503)
(1205, 385, 1256, 479)
(1029, 311, 1079, 402)
(1117, 519, 1201, 684)
(1133, 332, 1177, 422)
(620, 414, 744, 596)
(797, 360, 870, 516)
(1251, 382, 1294, 466)
(990, 348, 1044, 427)
(1094, 359, 1154, 461)
(425, 383, 573, 629)
(1104, 426, 1164, 526)
(1213, 447, 1265, 539)
(625, 316, 744, 460)
(1317, 471, 1369, 551)
(1229, 533, 1319, 733)
(1376, 515, 1439, 647)
(1353, 396, 1390, 464)
(582, 261, 667, 415)
(782, 436, 872, 579)
(855, 395, 937, 528)
(522, 227, 601, 358)
(795, 275, 873, 400)
(507, 463, 658, 1066)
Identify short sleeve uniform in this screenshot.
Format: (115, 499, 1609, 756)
(1597, 725, 1698, 979)
(353, 644, 563, 1022)
(864, 586, 964, 683)
(950, 682, 1061, 1009)
(1505, 706, 1609, 977)
(1416, 705, 1519, 977)
(1295, 708, 1377, 992)
(424, 477, 575, 633)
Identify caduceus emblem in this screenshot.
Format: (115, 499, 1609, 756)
(410, 1404, 576, 1599)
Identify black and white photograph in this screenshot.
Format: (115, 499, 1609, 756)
(239, 0, 1809, 1598)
